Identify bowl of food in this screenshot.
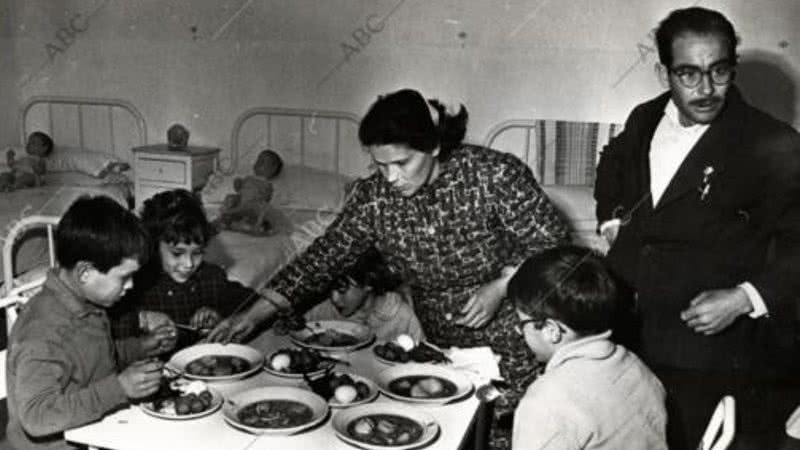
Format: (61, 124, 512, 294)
(304, 371, 379, 408)
(290, 320, 375, 352)
(376, 363, 473, 405)
(167, 343, 264, 382)
(222, 386, 329, 435)
(264, 347, 338, 379)
(332, 403, 439, 450)
(140, 379, 223, 420)
(373, 335, 451, 365)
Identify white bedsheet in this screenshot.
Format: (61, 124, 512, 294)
(204, 206, 338, 290)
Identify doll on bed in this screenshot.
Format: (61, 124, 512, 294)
(215, 149, 283, 235)
(0, 131, 52, 192)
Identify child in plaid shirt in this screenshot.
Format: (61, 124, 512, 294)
(110, 189, 260, 349)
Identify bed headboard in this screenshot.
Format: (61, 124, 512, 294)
(229, 107, 368, 178)
(484, 119, 623, 187)
(20, 95, 147, 163)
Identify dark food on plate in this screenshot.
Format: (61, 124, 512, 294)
(348, 414, 424, 446)
(146, 382, 214, 416)
(389, 375, 458, 399)
(185, 355, 252, 377)
(269, 347, 332, 374)
(373, 341, 449, 364)
(236, 400, 314, 428)
(305, 329, 360, 347)
(304, 371, 371, 404)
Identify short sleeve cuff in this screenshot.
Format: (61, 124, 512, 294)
(739, 282, 768, 318)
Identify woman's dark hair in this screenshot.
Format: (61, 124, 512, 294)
(358, 89, 468, 161)
(56, 196, 148, 272)
(508, 246, 617, 335)
(656, 7, 739, 67)
(140, 189, 214, 253)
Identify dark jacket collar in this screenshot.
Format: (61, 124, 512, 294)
(641, 86, 747, 210)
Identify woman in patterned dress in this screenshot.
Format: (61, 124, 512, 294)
(209, 89, 570, 448)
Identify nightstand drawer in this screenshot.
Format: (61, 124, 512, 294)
(137, 158, 186, 184)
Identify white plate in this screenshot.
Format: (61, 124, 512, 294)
(316, 372, 379, 408)
(263, 349, 336, 379)
(167, 343, 264, 382)
(376, 364, 473, 405)
(140, 387, 223, 420)
(290, 320, 376, 352)
(222, 386, 329, 435)
(332, 403, 439, 450)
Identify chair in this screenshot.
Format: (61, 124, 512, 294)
(698, 395, 736, 450)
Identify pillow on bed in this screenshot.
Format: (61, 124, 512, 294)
(47, 146, 130, 178)
(271, 165, 352, 211)
(201, 164, 352, 212)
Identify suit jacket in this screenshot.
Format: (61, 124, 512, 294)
(595, 87, 800, 373)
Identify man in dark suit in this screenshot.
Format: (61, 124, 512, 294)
(595, 7, 800, 449)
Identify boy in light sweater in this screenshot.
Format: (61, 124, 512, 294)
(508, 246, 667, 449)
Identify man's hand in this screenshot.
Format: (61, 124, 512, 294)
(190, 307, 222, 335)
(455, 278, 506, 328)
(680, 287, 753, 335)
(118, 359, 163, 399)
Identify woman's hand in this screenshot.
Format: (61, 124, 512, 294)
(190, 307, 222, 335)
(205, 315, 256, 344)
(455, 277, 507, 328)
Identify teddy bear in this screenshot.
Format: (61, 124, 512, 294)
(0, 131, 52, 192)
(215, 149, 283, 235)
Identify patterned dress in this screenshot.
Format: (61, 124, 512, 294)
(267, 145, 570, 448)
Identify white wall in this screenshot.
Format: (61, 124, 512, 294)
(4, 0, 799, 167)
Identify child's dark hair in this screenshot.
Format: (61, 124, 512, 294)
(341, 248, 402, 296)
(28, 131, 54, 156)
(359, 89, 468, 161)
(56, 196, 148, 272)
(508, 246, 617, 335)
(140, 189, 214, 250)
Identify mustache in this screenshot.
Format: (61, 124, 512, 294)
(689, 97, 723, 107)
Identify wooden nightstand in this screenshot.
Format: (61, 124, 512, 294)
(132, 144, 220, 209)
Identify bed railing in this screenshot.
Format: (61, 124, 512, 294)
(484, 119, 622, 186)
(1, 215, 60, 335)
(20, 95, 148, 160)
(229, 106, 361, 177)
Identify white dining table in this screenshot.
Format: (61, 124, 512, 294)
(64, 330, 485, 450)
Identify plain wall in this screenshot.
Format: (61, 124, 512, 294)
(2, 0, 799, 169)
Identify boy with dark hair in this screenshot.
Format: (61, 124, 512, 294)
(508, 246, 667, 449)
(6, 196, 170, 450)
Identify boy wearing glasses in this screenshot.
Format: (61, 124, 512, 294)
(508, 246, 667, 449)
(595, 6, 800, 449)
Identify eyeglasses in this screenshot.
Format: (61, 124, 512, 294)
(514, 317, 547, 336)
(668, 62, 736, 89)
